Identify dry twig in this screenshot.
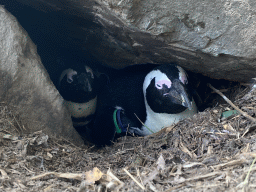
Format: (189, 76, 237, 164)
(30, 172, 84, 181)
(237, 157, 256, 190)
(212, 159, 246, 170)
(123, 168, 145, 190)
(208, 84, 256, 123)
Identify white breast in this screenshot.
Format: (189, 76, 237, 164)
(140, 99, 197, 135)
(64, 96, 97, 118)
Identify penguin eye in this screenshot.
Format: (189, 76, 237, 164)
(156, 84, 162, 89)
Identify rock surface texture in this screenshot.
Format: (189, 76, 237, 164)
(0, 6, 83, 145)
(12, 0, 256, 82)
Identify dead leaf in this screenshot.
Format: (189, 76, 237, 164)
(223, 123, 236, 133)
(0, 168, 8, 179)
(0, 132, 18, 140)
(85, 167, 103, 184)
(156, 154, 165, 171)
(143, 169, 159, 185)
(179, 141, 197, 159)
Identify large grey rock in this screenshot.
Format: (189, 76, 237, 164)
(106, 0, 256, 57)
(12, 0, 256, 82)
(0, 6, 83, 146)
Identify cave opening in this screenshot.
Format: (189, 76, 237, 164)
(1, 1, 249, 142)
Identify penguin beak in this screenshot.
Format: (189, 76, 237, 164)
(169, 80, 193, 110)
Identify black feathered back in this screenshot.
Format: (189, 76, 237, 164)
(91, 65, 157, 145)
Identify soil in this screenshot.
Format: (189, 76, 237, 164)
(1, 83, 256, 192)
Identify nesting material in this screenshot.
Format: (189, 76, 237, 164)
(1, 84, 256, 191)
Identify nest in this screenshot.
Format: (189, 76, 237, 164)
(1, 84, 256, 191)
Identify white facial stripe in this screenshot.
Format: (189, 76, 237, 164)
(59, 69, 77, 84)
(143, 69, 172, 94)
(85, 66, 94, 79)
(67, 70, 77, 83)
(177, 66, 188, 84)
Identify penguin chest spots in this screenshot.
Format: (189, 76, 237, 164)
(64, 97, 97, 118)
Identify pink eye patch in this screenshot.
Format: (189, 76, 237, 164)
(156, 80, 172, 89)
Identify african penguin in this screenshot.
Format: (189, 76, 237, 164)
(138, 65, 197, 135)
(59, 66, 97, 128)
(90, 64, 197, 146)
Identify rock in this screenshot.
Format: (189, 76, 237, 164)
(9, 0, 256, 82)
(0, 6, 84, 146)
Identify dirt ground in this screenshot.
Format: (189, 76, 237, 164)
(1, 83, 256, 192)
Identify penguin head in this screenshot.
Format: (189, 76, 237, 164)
(59, 66, 96, 103)
(143, 64, 193, 114)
